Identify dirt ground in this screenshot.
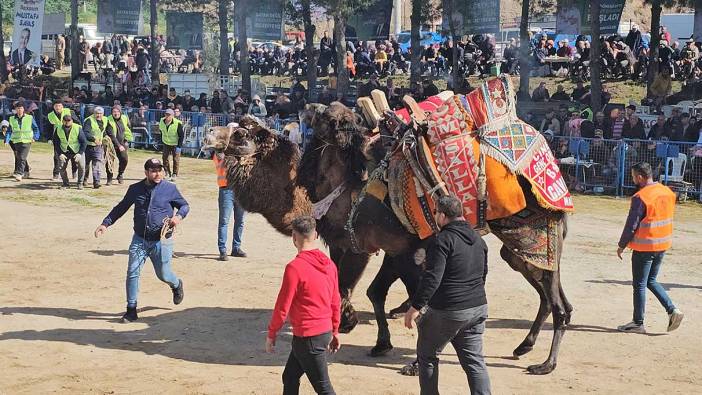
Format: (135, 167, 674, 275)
(1, 143, 701, 395)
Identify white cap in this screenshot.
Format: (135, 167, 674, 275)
(94, 107, 105, 114)
(1, 120, 8, 127)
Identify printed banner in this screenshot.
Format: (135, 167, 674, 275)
(346, 0, 393, 41)
(442, 0, 501, 35)
(557, 0, 626, 35)
(11, 0, 45, 67)
(97, 0, 143, 35)
(166, 12, 204, 50)
(244, 0, 284, 41)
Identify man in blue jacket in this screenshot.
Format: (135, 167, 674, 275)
(94, 158, 190, 323)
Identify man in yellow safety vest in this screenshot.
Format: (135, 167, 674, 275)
(616, 162, 684, 333)
(83, 106, 108, 188)
(105, 105, 132, 185)
(159, 108, 184, 182)
(4, 101, 40, 182)
(46, 101, 77, 181)
(52, 115, 87, 189)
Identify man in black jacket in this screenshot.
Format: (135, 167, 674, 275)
(405, 196, 491, 395)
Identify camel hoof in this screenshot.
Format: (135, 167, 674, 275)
(399, 361, 419, 376)
(513, 343, 534, 357)
(565, 311, 573, 326)
(369, 343, 393, 357)
(388, 301, 411, 317)
(527, 362, 556, 375)
(339, 314, 359, 334)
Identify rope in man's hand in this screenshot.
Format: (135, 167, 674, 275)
(161, 216, 182, 239)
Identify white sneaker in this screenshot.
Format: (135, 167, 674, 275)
(667, 309, 684, 332)
(617, 321, 646, 334)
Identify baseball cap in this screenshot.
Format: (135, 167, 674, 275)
(144, 158, 164, 170)
(165, 109, 175, 116)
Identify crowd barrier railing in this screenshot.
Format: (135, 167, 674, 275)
(552, 136, 702, 201)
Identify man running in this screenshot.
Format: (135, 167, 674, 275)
(95, 158, 189, 323)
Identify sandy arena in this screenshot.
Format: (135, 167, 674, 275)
(1, 144, 701, 394)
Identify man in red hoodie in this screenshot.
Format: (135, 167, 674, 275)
(266, 216, 341, 395)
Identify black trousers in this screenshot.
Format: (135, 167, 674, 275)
(106, 145, 128, 181)
(282, 331, 335, 395)
(10, 142, 31, 176)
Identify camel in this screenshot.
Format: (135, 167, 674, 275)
(204, 100, 573, 374)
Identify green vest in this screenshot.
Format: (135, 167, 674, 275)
(57, 124, 81, 153)
(159, 118, 182, 146)
(106, 115, 133, 142)
(9, 115, 34, 144)
(85, 115, 106, 146)
(47, 108, 72, 135)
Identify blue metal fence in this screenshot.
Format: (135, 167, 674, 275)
(553, 136, 702, 201)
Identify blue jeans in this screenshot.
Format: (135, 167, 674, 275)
(632, 251, 676, 324)
(218, 187, 245, 254)
(126, 234, 180, 308)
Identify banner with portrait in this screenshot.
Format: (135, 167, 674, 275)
(166, 12, 204, 50)
(97, 0, 144, 35)
(442, 0, 501, 35)
(346, 0, 393, 41)
(11, 0, 45, 67)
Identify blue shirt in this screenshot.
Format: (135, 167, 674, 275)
(4, 115, 40, 143)
(102, 179, 190, 241)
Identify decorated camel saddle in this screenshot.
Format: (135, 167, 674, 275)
(356, 76, 574, 271)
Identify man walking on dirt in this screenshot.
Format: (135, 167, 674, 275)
(53, 115, 87, 190)
(4, 102, 40, 182)
(616, 162, 684, 333)
(94, 158, 189, 323)
(405, 195, 491, 395)
(105, 105, 132, 185)
(266, 216, 341, 395)
(213, 151, 246, 261)
(159, 109, 184, 182)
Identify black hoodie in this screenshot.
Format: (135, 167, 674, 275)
(412, 220, 488, 311)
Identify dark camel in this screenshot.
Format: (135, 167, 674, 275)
(204, 106, 573, 374)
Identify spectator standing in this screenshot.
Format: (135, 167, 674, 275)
(159, 109, 184, 182)
(266, 216, 341, 395)
(105, 105, 133, 185)
(94, 158, 188, 323)
(594, 111, 613, 139)
(404, 196, 491, 395)
(213, 151, 246, 261)
(422, 79, 439, 98)
(5, 102, 40, 182)
(56, 35, 66, 70)
(53, 115, 87, 190)
(571, 81, 588, 103)
(195, 93, 209, 109)
(616, 162, 683, 333)
(83, 107, 107, 189)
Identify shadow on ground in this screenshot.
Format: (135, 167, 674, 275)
(587, 279, 702, 291)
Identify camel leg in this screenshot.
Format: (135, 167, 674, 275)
(366, 255, 399, 356)
(527, 268, 568, 375)
(330, 246, 371, 333)
(560, 278, 574, 325)
(500, 246, 552, 358)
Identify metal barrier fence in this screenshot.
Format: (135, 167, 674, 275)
(552, 136, 702, 201)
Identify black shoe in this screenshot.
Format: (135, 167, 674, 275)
(230, 248, 247, 258)
(93, 183, 101, 189)
(172, 279, 184, 305)
(117, 175, 124, 184)
(106, 179, 113, 186)
(121, 306, 138, 323)
(218, 252, 229, 261)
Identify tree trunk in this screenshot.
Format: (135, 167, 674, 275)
(302, 0, 318, 100)
(694, 0, 702, 42)
(446, 0, 460, 89)
(589, 0, 602, 112)
(410, 0, 422, 88)
(71, 0, 80, 81)
(518, 0, 531, 99)
(647, 0, 662, 96)
(150, 0, 159, 87)
(237, 1, 251, 98)
(333, 14, 349, 97)
(218, 0, 230, 75)
(0, 2, 7, 83)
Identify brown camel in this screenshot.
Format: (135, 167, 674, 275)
(205, 103, 572, 374)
